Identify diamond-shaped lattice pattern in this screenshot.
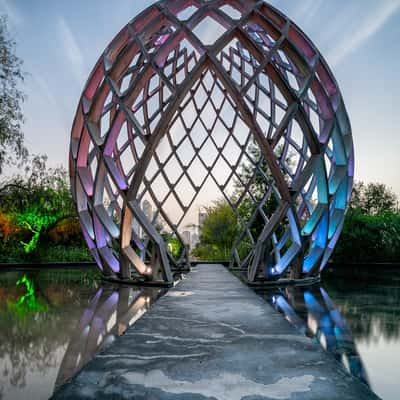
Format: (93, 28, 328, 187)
(70, 0, 353, 285)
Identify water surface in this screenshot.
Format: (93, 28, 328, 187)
(255, 268, 400, 400)
(324, 269, 400, 400)
(0, 269, 163, 400)
(0, 267, 399, 399)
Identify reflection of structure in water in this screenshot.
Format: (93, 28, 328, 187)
(259, 285, 370, 387)
(55, 284, 165, 390)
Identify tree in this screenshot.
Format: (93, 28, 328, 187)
(234, 139, 294, 200)
(233, 140, 293, 242)
(0, 16, 27, 173)
(332, 181, 400, 263)
(350, 181, 397, 215)
(0, 155, 75, 254)
(333, 209, 400, 263)
(193, 200, 238, 260)
(202, 200, 238, 247)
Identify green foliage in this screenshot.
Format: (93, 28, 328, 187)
(164, 233, 183, 259)
(0, 155, 76, 255)
(201, 200, 238, 247)
(14, 274, 48, 314)
(0, 16, 27, 172)
(193, 143, 293, 262)
(333, 209, 400, 263)
(35, 245, 93, 263)
(350, 181, 398, 215)
(17, 210, 57, 253)
(0, 156, 93, 263)
(192, 243, 231, 261)
(193, 200, 238, 261)
(233, 140, 289, 244)
(333, 182, 400, 263)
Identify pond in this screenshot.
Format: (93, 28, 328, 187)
(324, 268, 400, 400)
(0, 268, 165, 400)
(0, 267, 399, 399)
(255, 267, 400, 400)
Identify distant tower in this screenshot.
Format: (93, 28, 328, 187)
(132, 218, 141, 238)
(181, 231, 191, 247)
(191, 233, 199, 250)
(198, 211, 207, 230)
(143, 200, 153, 221)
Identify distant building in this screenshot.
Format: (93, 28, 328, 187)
(181, 231, 191, 246)
(143, 200, 153, 221)
(153, 213, 164, 233)
(140, 200, 153, 239)
(198, 211, 207, 229)
(191, 233, 199, 249)
(132, 218, 141, 238)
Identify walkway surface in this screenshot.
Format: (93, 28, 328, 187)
(53, 264, 379, 400)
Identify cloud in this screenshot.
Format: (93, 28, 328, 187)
(0, 0, 22, 26)
(292, 0, 324, 26)
(327, 1, 400, 67)
(33, 74, 69, 132)
(57, 16, 86, 85)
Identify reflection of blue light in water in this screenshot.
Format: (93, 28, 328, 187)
(266, 286, 370, 388)
(334, 326, 344, 340)
(319, 315, 333, 329)
(304, 291, 325, 314)
(275, 295, 306, 333)
(330, 309, 343, 326)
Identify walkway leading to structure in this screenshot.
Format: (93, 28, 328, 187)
(53, 264, 379, 400)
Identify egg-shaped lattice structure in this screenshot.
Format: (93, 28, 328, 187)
(70, 0, 353, 286)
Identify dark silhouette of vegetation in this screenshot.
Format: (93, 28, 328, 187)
(333, 182, 400, 263)
(349, 181, 398, 215)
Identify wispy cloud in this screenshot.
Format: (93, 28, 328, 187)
(57, 16, 86, 85)
(0, 0, 22, 26)
(33, 74, 69, 132)
(292, 0, 324, 27)
(327, 1, 400, 67)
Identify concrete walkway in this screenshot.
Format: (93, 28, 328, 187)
(53, 264, 379, 399)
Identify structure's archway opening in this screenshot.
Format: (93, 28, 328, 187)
(70, 0, 353, 286)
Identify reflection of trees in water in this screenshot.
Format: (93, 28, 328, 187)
(0, 311, 65, 389)
(0, 271, 99, 392)
(324, 274, 400, 343)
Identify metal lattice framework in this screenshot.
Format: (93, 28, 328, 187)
(70, 0, 354, 285)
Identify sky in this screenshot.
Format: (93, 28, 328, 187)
(1, 0, 400, 199)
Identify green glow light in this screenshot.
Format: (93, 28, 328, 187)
(14, 274, 48, 313)
(17, 207, 59, 253)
